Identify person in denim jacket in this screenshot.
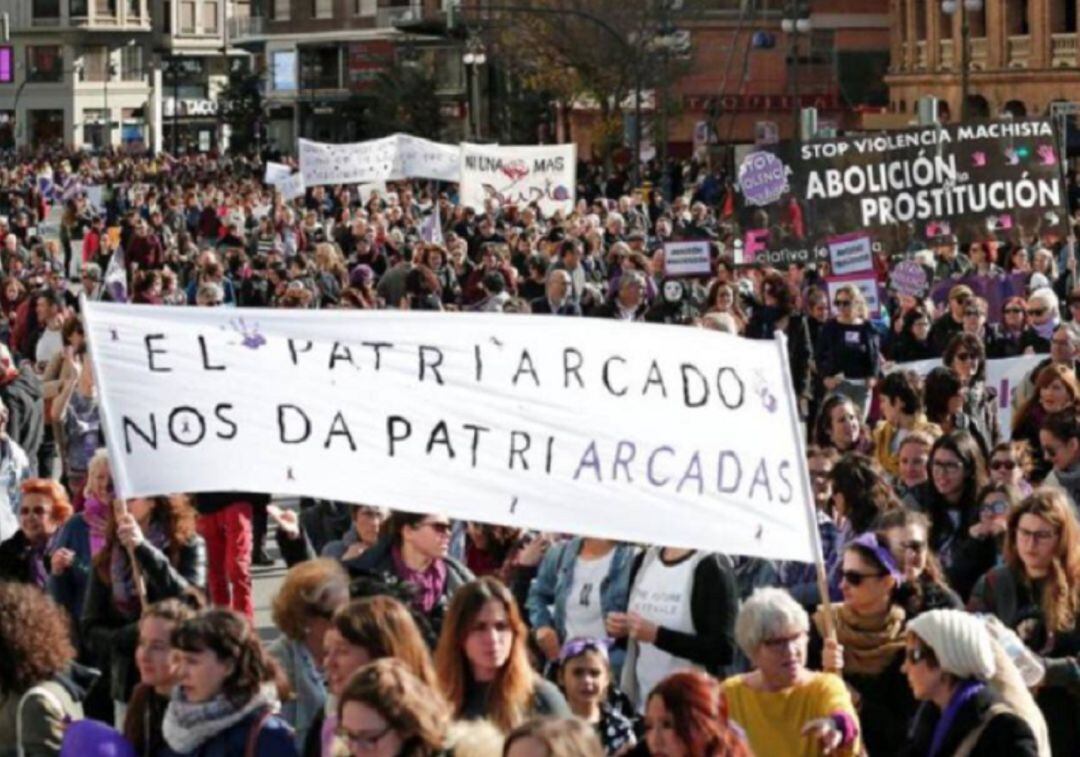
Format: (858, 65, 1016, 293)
(526, 537, 637, 677)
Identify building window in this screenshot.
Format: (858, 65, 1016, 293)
(355, 0, 376, 14)
(312, 0, 332, 18)
(121, 45, 143, 80)
(81, 46, 109, 82)
(0, 48, 13, 84)
(272, 0, 290, 21)
(163, 1, 171, 33)
(32, 0, 60, 21)
(95, 0, 118, 16)
(271, 50, 297, 91)
(26, 46, 63, 82)
(83, 108, 108, 149)
(299, 46, 341, 90)
(203, 1, 219, 33)
(180, 0, 197, 32)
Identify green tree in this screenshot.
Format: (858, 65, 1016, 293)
(217, 66, 263, 154)
(365, 61, 444, 139)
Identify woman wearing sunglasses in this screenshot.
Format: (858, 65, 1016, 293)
(815, 284, 880, 421)
(904, 609, 1039, 757)
(943, 333, 1001, 456)
(0, 478, 72, 587)
(992, 297, 1036, 358)
(1024, 287, 1060, 354)
(809, 532, 915, 757)
(350, 512, 474, 641)
(878, 509, 961, 620)
(987, 442, 1034, 495)
(968, 489, 1080, 756)
(1011, 364, 1080, 482)
(1041, 411, 1080, 510)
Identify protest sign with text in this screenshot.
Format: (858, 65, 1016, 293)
(460, 143, 576, 216)
(664, 240, 712, 277)
(84, 303, 814, 561)
(299, 136, 398, 186)
(828, 232, 874, 276)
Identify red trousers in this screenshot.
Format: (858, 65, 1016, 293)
(197, 501, 253, 619)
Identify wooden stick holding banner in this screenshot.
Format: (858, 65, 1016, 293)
(774, 332, 838, 665)
(79, 292, 147, 612)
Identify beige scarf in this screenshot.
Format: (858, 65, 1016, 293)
(813, 603, 907, 676)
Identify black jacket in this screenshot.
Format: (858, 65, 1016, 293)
(0, 365, 43, 472)
(530, 297, 582, 316)
(746, 310, 813, 409)
(347, 536, 475, 643)
(0, 530, 39, 583)
(81, 535, 206, 701)
(907, 685, 1038, 757)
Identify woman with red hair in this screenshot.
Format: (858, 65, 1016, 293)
(644, 670, 750, 757)
(0, 478, 72, 587)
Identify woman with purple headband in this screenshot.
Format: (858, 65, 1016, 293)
(808, 531, 916, 757)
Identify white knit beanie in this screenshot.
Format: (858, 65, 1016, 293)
(908, 609, 996, 680)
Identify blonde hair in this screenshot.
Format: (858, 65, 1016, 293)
(84, 447, 112, 501)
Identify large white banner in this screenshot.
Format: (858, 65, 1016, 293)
(460, 143, 576, 215)
(299, 134, 462, 186)
(892, 354, 1041, 433)
(83, 303, 814, 561)
(299, 136, 398, 186)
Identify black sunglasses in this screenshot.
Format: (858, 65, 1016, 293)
(840, 570, 885, 587)
(834, 299, 853, 308)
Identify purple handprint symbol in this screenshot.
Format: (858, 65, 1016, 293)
(1004, 147, 1020, 165)
(971, 151, 987, 168)
(1037, 144, 1057, 166)
(229, 318, 266, 350)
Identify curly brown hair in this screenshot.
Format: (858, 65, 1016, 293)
(93, 495, 199, 583)
(0, 582, 76, 695)
(272, 558, 349, 641)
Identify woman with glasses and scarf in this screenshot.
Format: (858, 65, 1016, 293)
(816, 284, 880, 420)
(923, 432, 997, 602)
(808, 533, 915, 757)
(943, 333, 1001, 456)
(723, 587, 861, 757)
(350, 512, 474, 642)
(1012, 365, 1080, 483)
(904, 609, 1039, 757)
(878, 509, 962, 619)
(1024, 287, 1061, 354)
(968, 488, 1080, 756)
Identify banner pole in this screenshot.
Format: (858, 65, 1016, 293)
(773, 331, 837, 652)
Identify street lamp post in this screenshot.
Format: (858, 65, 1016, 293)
(462, 37, 487, 141)
(781, 3, 812, 139)
(942, 0, 983, 122)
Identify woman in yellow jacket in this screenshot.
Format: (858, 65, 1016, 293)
(873, 369, 942, 479)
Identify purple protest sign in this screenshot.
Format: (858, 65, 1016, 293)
(890, 261, 928, 297)
(738, 151, 789, 207)
(928, 272, 1029, 324)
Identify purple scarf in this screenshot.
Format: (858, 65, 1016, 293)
(391, 545, 447, 614)
(929, 680, 985, 757)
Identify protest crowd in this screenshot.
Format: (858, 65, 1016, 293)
(0, 133, 1080, 757)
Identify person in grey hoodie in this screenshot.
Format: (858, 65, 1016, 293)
(1040, 411, 1080, 516)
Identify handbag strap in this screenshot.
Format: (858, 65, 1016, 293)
(244, 708, 273, 757)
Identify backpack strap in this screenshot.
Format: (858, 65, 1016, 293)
(953, 702, 1013, 757)
(16, 683, 65, 757)
(244, 708, 273, 757)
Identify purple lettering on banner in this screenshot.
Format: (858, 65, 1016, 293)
(738, 151, 789, 207)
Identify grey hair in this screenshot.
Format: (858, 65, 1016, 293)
(735, 587, 809, 657)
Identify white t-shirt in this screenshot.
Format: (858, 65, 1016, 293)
(563, 549, 615, 641)
(627, 549, 702, 711)
(35, 327, 63, 370)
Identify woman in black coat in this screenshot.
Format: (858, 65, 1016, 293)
(81, 495, 206, 715)
(746, 272, 813, 419)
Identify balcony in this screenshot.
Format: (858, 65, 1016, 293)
(1006, 35, 1030, 69)
(914, 40, 927, 70)
(226, 14, 265, 44)
(939, 39, 953, 70)
(14, 2, 152, 32)
(1052, 33, 1078, 68)
(969, 37, 987, 69)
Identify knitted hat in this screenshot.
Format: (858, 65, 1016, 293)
(908, 609, 996, 680)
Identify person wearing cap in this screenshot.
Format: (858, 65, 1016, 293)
(904, 609, 1038, 756)
(932, 233, 972, 281)
(724, 587, 861, 757)
(928, 284, 973, 355)
(808, 532, 915, 757)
